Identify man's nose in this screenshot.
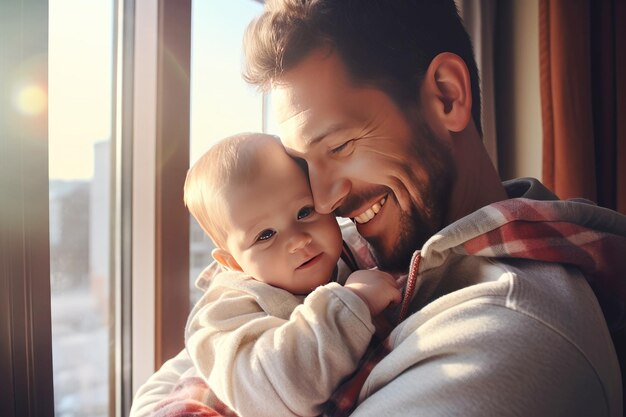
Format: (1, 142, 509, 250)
(309, 165, 349, 214)
(287, 232, 313, 253)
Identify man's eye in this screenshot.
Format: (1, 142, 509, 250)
(257, 229, 275, 242)
(297, 206, 314, 220)
(330, 140, 354, 155)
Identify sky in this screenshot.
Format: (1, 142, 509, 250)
(48, 0, 113, 180)
(189, 0, 269, 165)
(48, 0, 267, 180)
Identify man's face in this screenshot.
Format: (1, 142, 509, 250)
(273, 49, 455, 273)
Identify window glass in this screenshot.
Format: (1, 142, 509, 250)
(48, 1, 114, 415)
(189, 0, 270, 305)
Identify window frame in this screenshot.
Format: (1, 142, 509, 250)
(113, 0, 136, 413)
(0, 1, 54, 417)
(153, 0, 191, 370)
(131, 0, 157, 394)
(130, 0, 191, 392)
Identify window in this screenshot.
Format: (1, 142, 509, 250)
(48, 1, 115, 415)
(4, 1, 272, 415)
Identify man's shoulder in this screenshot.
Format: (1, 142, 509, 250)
(400, 256, 600, 337)
(502, 177, 559, 200)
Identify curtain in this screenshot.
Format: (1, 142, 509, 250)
(540, 3, 626, 410)
(539, 0, 626, 214)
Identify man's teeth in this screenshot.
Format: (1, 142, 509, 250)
(354, 197, 386, 224)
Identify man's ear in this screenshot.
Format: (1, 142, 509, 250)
(420, 52, 472, 133)
(211, 248, 243, 271)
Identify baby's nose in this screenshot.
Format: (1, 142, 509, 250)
(288, 232, 312, 253)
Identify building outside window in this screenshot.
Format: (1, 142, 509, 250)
(48, 0, 114, 415)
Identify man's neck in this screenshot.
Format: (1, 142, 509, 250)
(446, 130, 508, 224)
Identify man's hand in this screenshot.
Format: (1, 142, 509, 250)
(344, 269, 402, 316)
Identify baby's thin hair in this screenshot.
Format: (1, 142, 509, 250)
(184, 133, 280, 247)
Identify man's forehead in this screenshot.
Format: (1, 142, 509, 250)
(269, 48, 368, 157)
(273, 90, 361, 158)
(272, 88, 345, 154)
(272, 51, 346, 114)
(271, 86, 317, 152)
(271, 85, 307, 127)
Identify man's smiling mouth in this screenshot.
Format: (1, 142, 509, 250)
(354, 196, 386, 224)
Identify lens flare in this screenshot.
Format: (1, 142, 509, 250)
(15, 85, 47, 115)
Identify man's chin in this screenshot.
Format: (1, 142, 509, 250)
(368, 216, 435, 274)
(368, 239, 415, 275)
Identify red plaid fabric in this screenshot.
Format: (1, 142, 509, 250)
(151, 376, 238, 417)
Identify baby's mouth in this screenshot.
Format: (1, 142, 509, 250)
(353, 196, 386, 224)
(297, 253, 322, 269)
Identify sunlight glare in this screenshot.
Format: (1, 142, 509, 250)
(15, 84, 47, 115)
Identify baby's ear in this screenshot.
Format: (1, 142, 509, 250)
(212, 248, 243, 272)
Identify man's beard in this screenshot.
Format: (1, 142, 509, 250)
(370, 110, 456, 274)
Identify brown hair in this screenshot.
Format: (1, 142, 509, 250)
(243, 0, 482, 134)
(183, 133, 280, 247)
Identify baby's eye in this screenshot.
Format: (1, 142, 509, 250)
(297, 206, 314, 220)
(257, 229, 275, 242)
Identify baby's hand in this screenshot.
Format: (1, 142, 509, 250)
(344, 269, 402, 317)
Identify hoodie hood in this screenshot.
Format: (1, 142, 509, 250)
(400, 178, 626, 331)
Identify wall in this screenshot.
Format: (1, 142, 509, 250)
(495, 0, 543, 181)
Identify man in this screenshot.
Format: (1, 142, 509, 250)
(242, 0, 624, 415)
(131, 1, 625, 416)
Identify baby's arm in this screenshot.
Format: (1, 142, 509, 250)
(186, 271, 379, 417)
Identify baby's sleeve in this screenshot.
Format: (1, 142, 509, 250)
(186, 274, 375, 417)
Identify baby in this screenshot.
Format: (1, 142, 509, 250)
(183, 133, 401, 417)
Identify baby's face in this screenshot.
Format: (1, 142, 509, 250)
(220, 142, 343, 294)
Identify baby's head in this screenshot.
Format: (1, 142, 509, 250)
(184, 133, 343, 294)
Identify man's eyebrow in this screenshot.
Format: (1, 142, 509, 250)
(304, 123, 347, 148)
